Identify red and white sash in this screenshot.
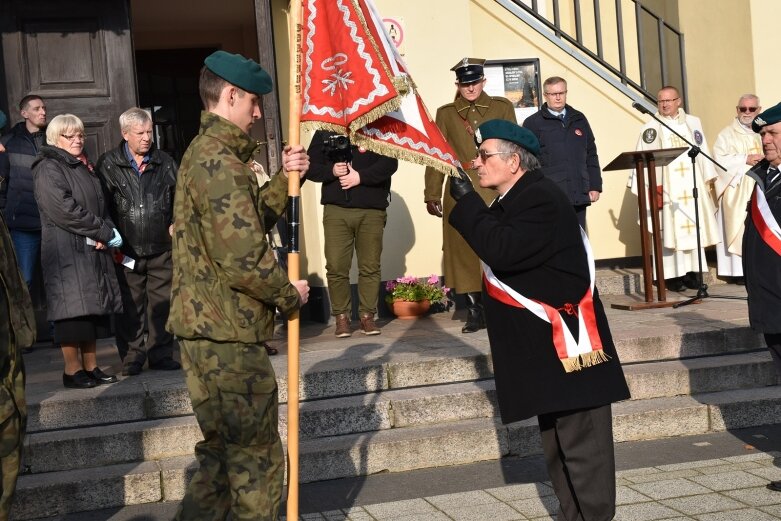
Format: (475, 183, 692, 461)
(481, 227, 609, 373)
(750, 186, 781, 256)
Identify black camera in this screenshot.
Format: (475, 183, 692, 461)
(323, 134, 353, 164)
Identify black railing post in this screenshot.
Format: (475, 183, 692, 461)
(594, 0, 603, 59)
(574, 0, 583, 44)
(615, 0, 627, 82)
(657, 17, 668, 88)
(552, 0, 561, 37)
(635, 1, 647, 91)
(679, 33, 689, 113)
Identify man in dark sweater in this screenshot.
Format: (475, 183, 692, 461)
(0, 95, 47, 289)
(523, 77, 602, 229)
(307, 131, 397, 337)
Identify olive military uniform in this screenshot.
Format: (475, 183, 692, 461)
(0, 211, 35, 519)
(168, 111, 301, 521)
(424, 90, 516, 294)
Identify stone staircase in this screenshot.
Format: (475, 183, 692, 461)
(13, 268, 777, 520)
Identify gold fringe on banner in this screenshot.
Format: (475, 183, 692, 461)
(350, 133, 460, 178)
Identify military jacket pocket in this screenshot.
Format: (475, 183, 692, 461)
(216, 367, 278, 447)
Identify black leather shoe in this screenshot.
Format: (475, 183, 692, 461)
(768, 480, 781, 492)
(682, 272, 700, 290)
(149, 358, 181, 371)
(63, 370, 97, 389)
(462, 292, 486, 333)
(665, 278, 686, 292)
(86, 367, 118, 385)
(122, 361, 143, 376)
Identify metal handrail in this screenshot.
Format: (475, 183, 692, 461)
(504, 0, 687, 107)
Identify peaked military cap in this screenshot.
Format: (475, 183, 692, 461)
(0, 110, 6, 129)
(204, 50, 273, 95)
(474, 119, 540, 156)
(752, 101, 781, 133)
(451, 57, 486, 85)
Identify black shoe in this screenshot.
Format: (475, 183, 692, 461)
(149, 358, 181, 371)
(768, 480, 781, 492)
(122, 361, 143, 376)
(665, 278, 687, 292)
(63, 370, 97, 389)
(682, 272, 700, 290)
(734, 276, 745, 286)
(86, 367, 118, 385)
(462, 292, 486, 333)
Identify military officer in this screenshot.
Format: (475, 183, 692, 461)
(0, 204, 36, 519)
(424, 58, 516, 333)
(167, 51, 310, 521)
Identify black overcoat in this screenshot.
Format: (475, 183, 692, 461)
(743, 160, 781, 333)
(449, 170, 629, 422)
(32, 146, 122, 322)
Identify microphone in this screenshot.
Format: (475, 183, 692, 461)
(632, 102, 652, 115)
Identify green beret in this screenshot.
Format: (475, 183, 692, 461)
(474, 119, 540, 155)
(0, 110, 6, 129)
(752, 101, 781, 133)
(204, 50, 273, 95)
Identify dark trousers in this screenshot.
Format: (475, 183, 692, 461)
(538, 404, 617, 521)
(574, 205, 588, 230)
(116, 250, 174, 366)
(764, 333, 781, 377)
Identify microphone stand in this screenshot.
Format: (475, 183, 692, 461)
(631, 103, 742, 307)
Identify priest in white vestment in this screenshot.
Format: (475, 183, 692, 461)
(629, 86, 720, 291)
(712, 94, 763, 280)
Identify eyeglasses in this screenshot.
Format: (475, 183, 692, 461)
(544, 91, 567, 97)
(657, 98, 680, 104)
(477, 149, 508, 161)
(61, 133, 85, 142)
(738, 106, 759, 113)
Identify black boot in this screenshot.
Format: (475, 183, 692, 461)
(462, 292, 486, 333)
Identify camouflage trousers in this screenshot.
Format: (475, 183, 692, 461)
(176, 338, 284, 521)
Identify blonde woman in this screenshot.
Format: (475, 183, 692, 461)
(32, 114, 123, 388)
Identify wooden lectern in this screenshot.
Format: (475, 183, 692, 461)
(603, 147, 688, 310)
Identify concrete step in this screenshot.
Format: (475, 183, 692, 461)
(594, 265, 723, 296)
(26, 322, 764, 434)
(14, 384, 781, 520)
(22, 351, 777, 476)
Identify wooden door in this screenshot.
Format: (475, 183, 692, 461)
(0, 0, 137, 159)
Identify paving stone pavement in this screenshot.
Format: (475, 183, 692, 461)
(278, 452, 781, 520)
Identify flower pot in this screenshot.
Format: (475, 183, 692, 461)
(390, 299, 430, 319)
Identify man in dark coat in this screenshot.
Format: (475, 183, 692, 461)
(523, 76, 602, 229)
(743, 102, 781, 493)
(448, 119, 630, 521)
(0, 95, 47, 289)
(97, 107, 180, 376)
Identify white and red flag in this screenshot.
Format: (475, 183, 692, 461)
(300, 0, 460, 176)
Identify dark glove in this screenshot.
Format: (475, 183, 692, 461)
(449, 168, 474, 202)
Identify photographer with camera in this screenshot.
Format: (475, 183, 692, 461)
(307, 130, 397, 337)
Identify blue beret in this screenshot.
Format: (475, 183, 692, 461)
(204, 50, 273, 95)
(753, 101, 781, 133)
(474, 119, 540, 155)
(0, 110, 6, 129)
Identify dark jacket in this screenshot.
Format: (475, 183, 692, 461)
(32, 145, 122, 321)
(523, 104, 602, 206)
(743, 160, 781, 333)
(96, 142, 177, 258)
(307, 131, 396, 209)
(0, 122, 46, 231)
(449, 169, 629, 422)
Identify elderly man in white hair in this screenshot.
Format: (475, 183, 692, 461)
(712, 94, 763, 283)
(96, 107, 180, 376)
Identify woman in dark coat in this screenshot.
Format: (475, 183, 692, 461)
(32, 114, 123, 389)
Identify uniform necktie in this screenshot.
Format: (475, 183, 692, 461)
(767, 167, 780, 190)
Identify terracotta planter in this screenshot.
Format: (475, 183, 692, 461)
(390, 299, 431, 319)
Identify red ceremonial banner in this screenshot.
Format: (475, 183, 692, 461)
(300, 0, 460, 176)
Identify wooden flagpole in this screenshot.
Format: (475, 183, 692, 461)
(286, 0, 303, 519)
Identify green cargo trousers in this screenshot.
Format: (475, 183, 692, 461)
(175, 338, 284, 521)
(323, 205, 387, 316)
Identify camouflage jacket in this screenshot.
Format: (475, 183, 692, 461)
(0, 211, 34, 455)
(167, 111, 300, 343)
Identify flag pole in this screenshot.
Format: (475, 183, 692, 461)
(286, 0, 303, 519)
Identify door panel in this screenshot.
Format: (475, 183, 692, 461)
(1, 0, 137, 158)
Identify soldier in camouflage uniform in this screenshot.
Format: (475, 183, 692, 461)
(167, 51, 310, 521)
(0, 206, 36, 520)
